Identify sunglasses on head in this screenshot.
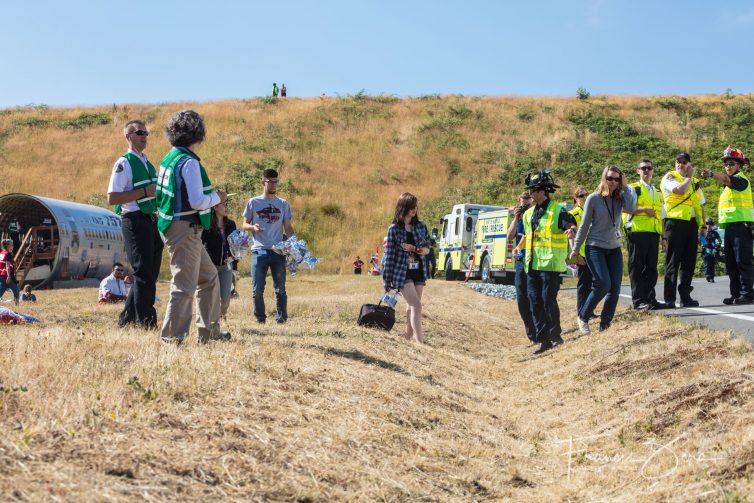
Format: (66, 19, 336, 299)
(606, 176, 621, 182)
(131, 130, 149, 137)
(639, 166, 653, 171)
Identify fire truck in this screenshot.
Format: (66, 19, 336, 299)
(435, 203, 517, 283)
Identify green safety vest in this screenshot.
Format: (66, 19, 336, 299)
(664, 171, 702, 221)
(8, 221, 19, 234)
(114, 152, 158, 215)
(523, 200, 569, 273)
(155, 147, 214, 234)
(623, 181, 663, 234)
(719, 170, 754, 227)
(568, 206, 586, 256)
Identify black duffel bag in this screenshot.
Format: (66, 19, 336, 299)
(357, 301, 395, 331)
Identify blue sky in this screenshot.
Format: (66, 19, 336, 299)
(2, 0, 753, 107)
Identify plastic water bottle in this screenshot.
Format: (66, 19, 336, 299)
(382, 291, 399, 308)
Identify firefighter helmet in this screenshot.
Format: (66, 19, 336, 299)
(524, 170, 560, 192)
(722, 145, 750, 166)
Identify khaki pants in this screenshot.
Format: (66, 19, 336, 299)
(160, 221, 221, 342)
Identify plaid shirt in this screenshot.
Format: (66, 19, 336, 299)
(382, 221, 431, 290)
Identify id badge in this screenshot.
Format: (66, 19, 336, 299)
(615, 228, 622, 239)
(258, 249, 268, 256)
(408, 262, 420, 270)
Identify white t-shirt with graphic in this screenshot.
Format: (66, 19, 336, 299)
(242, 195, 292, 250)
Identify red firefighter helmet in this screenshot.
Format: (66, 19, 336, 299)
(722, 145, 750, 166)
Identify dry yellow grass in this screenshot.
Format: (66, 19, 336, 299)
(1, 276, 753, 501)
(1, 94, 740, 275)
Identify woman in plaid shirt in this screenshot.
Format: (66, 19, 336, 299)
(383, 193, 431, 343)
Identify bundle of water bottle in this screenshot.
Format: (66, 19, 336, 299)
(226, 230, 319, 274)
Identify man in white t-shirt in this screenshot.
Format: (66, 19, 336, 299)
(106, 120, 163, 328)
(99, 263, 130, 304)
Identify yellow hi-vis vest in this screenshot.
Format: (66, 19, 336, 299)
(622, 181, 663, 234)
(523, 200, 568, 273)
(568, 205, 586, 256)
(664, 171, 702, 222)
(719, 170, 754, 226)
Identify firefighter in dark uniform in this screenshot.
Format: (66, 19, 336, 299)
(521, 171, 577, 354)
(700, 146, 754, 305)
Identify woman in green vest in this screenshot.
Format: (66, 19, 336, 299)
(155, 110, 231, 345)
(568, 185, 592, 317)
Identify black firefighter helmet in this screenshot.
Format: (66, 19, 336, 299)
(524, 170, 560, 193)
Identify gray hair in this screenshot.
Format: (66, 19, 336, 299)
(1, 239, 12, 250)
(164, 110, 205, 147)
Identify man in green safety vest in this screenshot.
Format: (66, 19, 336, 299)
(156, 110, 231, 345)
(700, 146, 754, 305)
(272, 82, 279, 97)
(521, 170, 577, 354)
(622, 159, 666, 310)
(107, 120, 164, 329)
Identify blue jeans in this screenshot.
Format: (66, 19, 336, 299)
(514, 259, 536, 342)
(526, 270, 562, 344)
(0, 278, 20, 301)
(579, 245, 623, 328)
(252, 251, 287, 322)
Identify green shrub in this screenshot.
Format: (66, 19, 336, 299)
(516, 109, 536, 122)
(12, 117, 52, 128)
(576, 87, 590, 100)
(320, 203, 343, 217)
(446, 159, 461, 177)
(58, 112, 111, 129)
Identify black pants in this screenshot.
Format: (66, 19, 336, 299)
(703, 253, 716, 279)
(526, 270, 561, 344)
(627, 232, 660, 307)
(514, 259, 536, 342)
(119, 212, 164, 328)
(424, 252, 437, 279)
(576, 262, 593, 315)
(664, 218, 698, 304)
(724, 222, 754, 299)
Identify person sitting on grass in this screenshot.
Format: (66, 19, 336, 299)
(21, 284, 36, 302)
(99, 263, 130, 304)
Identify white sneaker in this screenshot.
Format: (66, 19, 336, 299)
(577, 317, 591, 335)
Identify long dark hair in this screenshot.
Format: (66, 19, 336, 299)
(210, 204, 226, 232)
(392, 192, 419, 226)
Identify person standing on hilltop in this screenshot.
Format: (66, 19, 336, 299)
(106, 120, 163, 329)
(281, 83, 287, 97)
(571, 166, 636, 335)
(382, 193, 431, 343)
(622, 159, 666, 310)
(155, 110, 231, 345)
(272, 82, 279, 97)
(507, 191, 535, 344)
(700, 146, 754, 304)
(522, 172, 577, 354)
(661, 152, 705, 308)
(242, 168, 295, 324)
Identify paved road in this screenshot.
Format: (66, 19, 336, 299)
(616, 276, 754, 346)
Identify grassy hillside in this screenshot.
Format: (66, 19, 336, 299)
(1, 276, 753, 500)
(2, 94, 754, 273)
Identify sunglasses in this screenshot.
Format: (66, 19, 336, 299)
(639, 166, 653, 171)
(725, 160, 740, 167)
(576, 193, 588, 198)
(130, 130, 149, 137)
(606, 176, 621, 182)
